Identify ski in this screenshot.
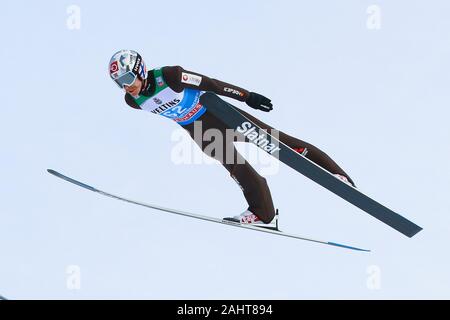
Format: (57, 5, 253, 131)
(200, 92, 422, 238)
(47, 169, 370, 252)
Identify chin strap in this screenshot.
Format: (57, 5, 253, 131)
(139, 78, 148, 95)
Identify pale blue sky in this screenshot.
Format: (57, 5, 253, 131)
(1, 0, 449, 299)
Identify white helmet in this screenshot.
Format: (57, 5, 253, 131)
(108, 50, 147, 88)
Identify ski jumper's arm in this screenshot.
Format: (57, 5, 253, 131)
(162, 66, 250, 102)
(123, 66, 272, 112)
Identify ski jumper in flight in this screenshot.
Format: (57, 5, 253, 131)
(109, 50, 355, 229)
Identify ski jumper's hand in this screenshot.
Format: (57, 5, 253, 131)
(245, 92, 273, 112)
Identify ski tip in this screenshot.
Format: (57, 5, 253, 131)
(327, 242, 371, 252)
(47, 169, 98, 192)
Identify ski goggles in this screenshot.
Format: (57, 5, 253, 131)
(113, 71, 137, 89)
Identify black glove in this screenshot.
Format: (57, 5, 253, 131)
(245, 92, 273, 112)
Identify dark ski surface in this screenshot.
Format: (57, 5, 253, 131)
(201, 92, 422, 238)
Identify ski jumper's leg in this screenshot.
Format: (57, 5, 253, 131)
(226, 151, 276, 223)
(182, 112, 276, 223)
(234, 107, 356, 186)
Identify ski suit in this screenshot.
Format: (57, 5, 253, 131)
(124, 66, 354, 223)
